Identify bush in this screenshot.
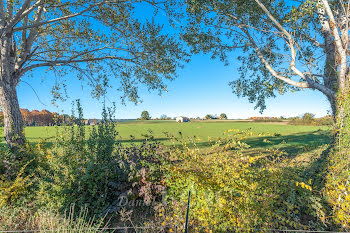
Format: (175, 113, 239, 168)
(0, 100, 167, 232)
(0, 205, 107, 232)
(0, 101, 343, 232)
(35, 101, 166, 218)
(157, 129, 326, 231)
(288, 114, 333, 126)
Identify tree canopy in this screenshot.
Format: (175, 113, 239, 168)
(0, 0, 188, 146)
(176, 0, 345, 115)
(1, 0, 187, 101)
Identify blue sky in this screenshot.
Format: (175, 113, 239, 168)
(17, 51, 331, 119)
(15, 2, 331, 119)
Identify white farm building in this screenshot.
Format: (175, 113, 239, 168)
(176, 116, 190, 123)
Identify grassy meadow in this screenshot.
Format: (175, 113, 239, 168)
(2, 119, 331, 150)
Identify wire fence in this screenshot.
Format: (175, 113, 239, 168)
(1, 192, 348, 232)
(0, 226, 348, 233)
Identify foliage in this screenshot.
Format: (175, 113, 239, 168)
(159, 129, 326, 231)
(0, 205, 107, 232)
(141, 111, 151, 120)
(1, 1, 189, 103)
(34, 101, 165, 219)
(250, 116, 283, 122)
(289, 114, 333, 126)
(0, 161, 33, 207)
(0, 102, 341, 231)
(174, 0, 345, 120)
(160, 114, 168, 120)
(204, 114, 215, 120)
(0, 0, 189, 148)
(324, 89, 350, 230)
(219, 113, 227, 119)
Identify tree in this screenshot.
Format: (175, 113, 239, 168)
(0, 0, 187, 148)
(160, 114, 168, 120)
(220, 113, 227, 120)
(178, 0, 349, 131)
(141, 110, 151, 120)
(205, 114, 213, 120)
(302, 113, 315, 124)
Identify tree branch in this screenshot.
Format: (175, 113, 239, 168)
(242, 27, 309, 89)
(20, 56, 137, 75)
(321, 0, 347, 90)
(16, 5, 44, 73)
(254, 0, 293, 44)
(6, 0, 38, 31)
(0, 0, 5, 24)
(12, 0, 127, 32)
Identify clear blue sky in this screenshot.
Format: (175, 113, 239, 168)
(16, 3, 331, 119)
(17, 51, 330, 119)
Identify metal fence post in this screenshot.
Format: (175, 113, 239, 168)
(184, 190, 191, 233)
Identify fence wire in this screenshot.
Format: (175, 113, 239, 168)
(0, 226, 348, 233)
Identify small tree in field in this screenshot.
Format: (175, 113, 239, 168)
(205, 114, 213, 120)
(141, 111, 151, 120)
(220, 113, 228, 120)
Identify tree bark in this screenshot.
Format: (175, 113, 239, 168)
(327, 96, 337, 119)
(0, 83, 25, 148)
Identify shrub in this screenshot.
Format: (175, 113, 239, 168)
(0, 205, 107, 232)
(35, 100, 166, 219)
(0, 161, 33, 207)
(157, 129, 326, 231)
(288, 114, 333, 126)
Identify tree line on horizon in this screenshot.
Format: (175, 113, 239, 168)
(0, 109, 71, 127)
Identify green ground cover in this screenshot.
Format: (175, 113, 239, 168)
(0, 120, 331, 149)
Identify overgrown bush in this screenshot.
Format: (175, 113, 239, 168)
(0, 100, 167, 231)
(35, 100, 166, 218)
(1, 101, 346, 232)
(157, 129, 326, 232)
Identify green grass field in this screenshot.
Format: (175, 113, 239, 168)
(2, 120, 331, 151)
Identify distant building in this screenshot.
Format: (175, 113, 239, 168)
(84, 119, 101, 126)
(176, 116, 190, 123)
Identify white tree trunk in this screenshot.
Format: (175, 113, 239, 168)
(1, 23, 25, 148)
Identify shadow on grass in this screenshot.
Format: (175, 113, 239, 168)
(117, 138, 169, 144)
(244, 130, 331, 154)
(0, 130, 331, 154)
(184, 130, 331, 152)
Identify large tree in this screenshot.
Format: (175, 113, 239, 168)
(0, 0, 187, 148)
(178, 0, 349, 126)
